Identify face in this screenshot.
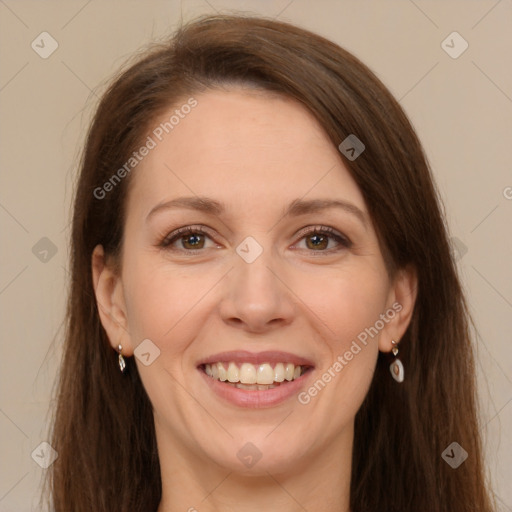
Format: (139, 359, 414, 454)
(93, 88, 416, 477)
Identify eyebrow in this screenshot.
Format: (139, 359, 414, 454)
(146, 196, 368, 229)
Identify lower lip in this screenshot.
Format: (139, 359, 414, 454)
(198, 367, 314, 408)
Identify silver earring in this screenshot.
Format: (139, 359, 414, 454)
(118, 344, 126, 373)
(389, 339, 404, 383)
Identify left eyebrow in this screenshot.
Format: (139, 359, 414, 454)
(283, 198, 368, 230)
(146, 196, 369, 230)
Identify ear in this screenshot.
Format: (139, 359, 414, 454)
(92, 244, 134, 355)
(378, 263, 418, 353)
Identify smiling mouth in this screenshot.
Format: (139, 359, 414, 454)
(199, 361, 313, 390)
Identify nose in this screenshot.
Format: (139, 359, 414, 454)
(218, 247, 295, 334)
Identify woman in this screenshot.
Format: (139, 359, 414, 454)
(43, 13, 495, 512)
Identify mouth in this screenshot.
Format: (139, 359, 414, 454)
(197, 351, 315, 407)
(200, 361, 313, 390)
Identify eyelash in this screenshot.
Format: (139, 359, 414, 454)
(159, 225, 352, 254)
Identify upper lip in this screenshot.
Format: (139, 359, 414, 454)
(198, 350, 315, 368)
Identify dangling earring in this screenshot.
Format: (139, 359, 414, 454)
(389, 339, 404, 383)
(117, 344, 126, 373)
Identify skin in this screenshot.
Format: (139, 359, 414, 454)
(92, 88, 417, 512)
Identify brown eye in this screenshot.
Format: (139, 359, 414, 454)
(295, 226, 351, 252)
(161, 226, 215, 252)
(181, 233, 205, 250)
(305, 233, 329, 250)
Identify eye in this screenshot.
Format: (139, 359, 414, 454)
(160, 226, 217, 252)
(159, 224, 351, 254)
(294, 226, 351, 252)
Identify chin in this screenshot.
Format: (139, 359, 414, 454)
(202, 436, 312, 476)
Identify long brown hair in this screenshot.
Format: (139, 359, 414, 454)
(43, 13, 495, 512)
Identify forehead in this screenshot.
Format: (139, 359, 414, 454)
(127, 88, 366, 217)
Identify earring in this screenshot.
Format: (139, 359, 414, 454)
(117, 344, 126, 373)
(389, 339, 404, 383)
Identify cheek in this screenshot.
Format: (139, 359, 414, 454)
(122, 257, 199, 346)
(298, 262, 389, 350)
(298, 274, 382, 435)
(293, 264, 386, 409)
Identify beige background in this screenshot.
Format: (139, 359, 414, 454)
(0, 1, 511, 510)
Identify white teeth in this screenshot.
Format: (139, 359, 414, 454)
(274, 362, 285, 382)
(256, 363, 274, 385)
(239, 363, 257, 384)
(227, 362, 239, 382)
(284, 363, 295, 381)
(203, 361, 308, 385)
(217, 362, 227, 381)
